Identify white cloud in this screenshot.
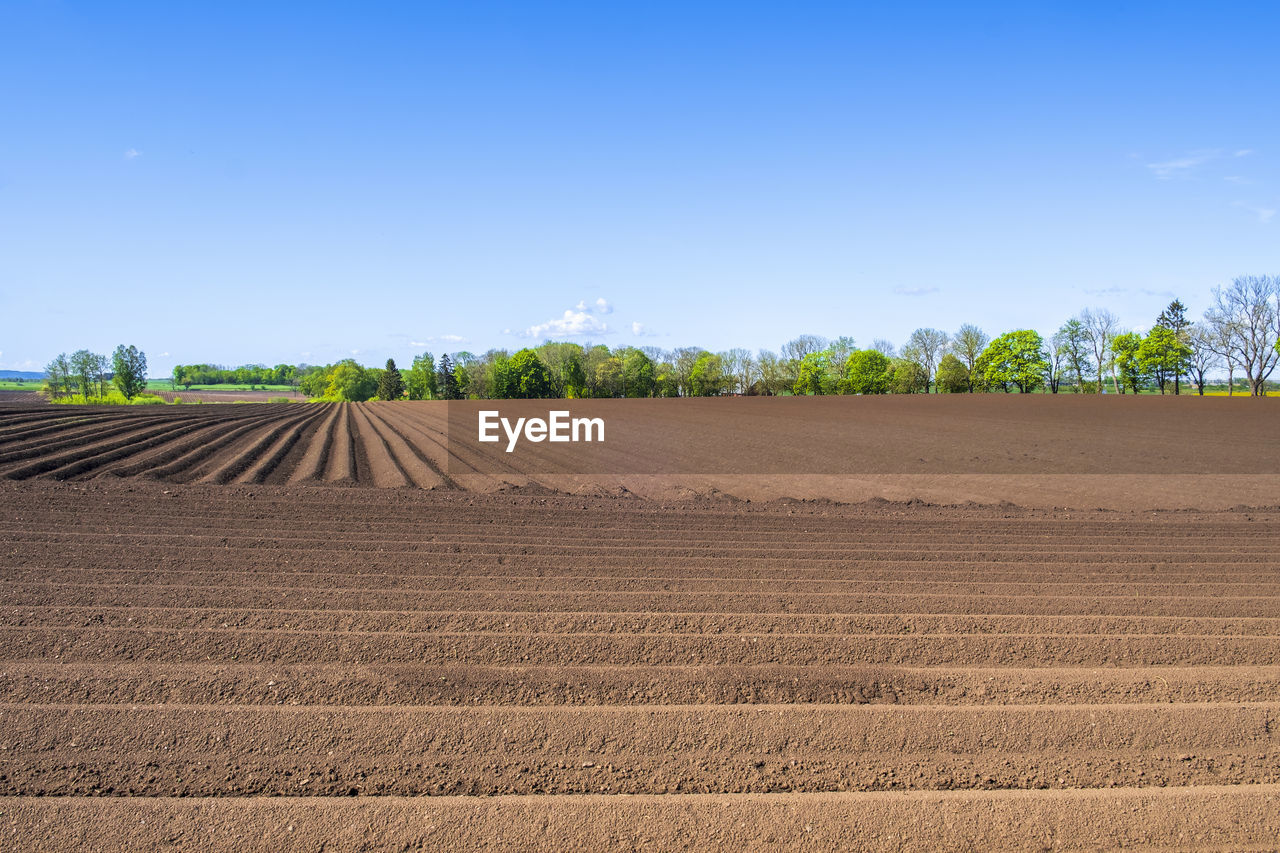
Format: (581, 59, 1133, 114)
(1234, 149, 1254, 157)
(350, 349, 360, 355)
(631, 322, 645, 335)
(440, 334, 465, 343)
(1233, 201, 1276, 223)
(573, 297, 613, 314)
(893, 285, 939, 297)
(124, 148, 141, 159)
(300, 351, 311, 359)
(159, 351, 170, 357)
(409, 341, 427, 348)
(523, 309, 610, 339)
(1145, 150, 1219, 179)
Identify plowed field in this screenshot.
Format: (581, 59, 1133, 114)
(2, 399, 1278, 849)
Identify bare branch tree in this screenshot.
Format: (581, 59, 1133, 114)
(950, 324, 988, 392)
(720, 348, 756, 395)
(781, 335, 829, 362)
(1080, 308, 1119, 393)
(905, 328, 950, 393)
(871, 339, 897, 358)
(1205, 275, 1280, 396)
(1186, 323, 1218, 396)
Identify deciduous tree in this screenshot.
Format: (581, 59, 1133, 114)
(934, 353, 969, 393)
(979, 331, 1048, 393)
(904, 328, 950, 392)
(844, 349, 890, 394)
(950, 325, 988, 392)
(111, 345, 148, 400)
(1205, 276, 1280, 396)
(1080, 308, 1120, 393)
(689, 351, 729, 396)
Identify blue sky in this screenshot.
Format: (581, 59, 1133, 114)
(1, 1, 1277, 375)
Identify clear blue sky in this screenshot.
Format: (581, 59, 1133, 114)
(2, 1, 1277, 375)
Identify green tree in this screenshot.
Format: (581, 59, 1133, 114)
(979, 331, 1049, 393)
(326, 359, 377, 401)
(1111, 331, 1146, 394)
(508, 348, 553, 398)
(621, 348, 657, 397)
(1054, 319, 1092, 392)
(885, 358, 928, 394)
(377, 358, 405, 400)
(405, 352, 437, 400)
(44, 353, 72, 398)
(934, 353, 970, 393)
(793, 352, 828, 395)
(111, 345, 148, 400)
(689, 351, 729, 396)
(1155, 299, 1192, 393)
(536, 342, 587, 398)
(69, 350, 100, 400)
(1138, 326, 1192, 394)
(298, 366, 330, 398)
(844, 349, 890, 394)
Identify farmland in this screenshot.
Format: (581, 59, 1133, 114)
(1, 397, 1279, 849)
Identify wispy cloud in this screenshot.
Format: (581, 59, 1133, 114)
(1233, 201, 1276, 223)
(1234, 149, 1254, 157)
(1145, 149, 1219, 180)
(1083, 286, 1128, 296)
(124, 148, 141, 160)
(409, 340, 427, 348)
(159, 351, 170, 357)
(440, 334, 465, 343)
(576, 297, 612, 314)
(893, 285, 938, 297)
(1224, 175, 1253, 185)
(631, 321, 656, 336)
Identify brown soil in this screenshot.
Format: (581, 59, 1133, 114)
(1, 398, 1278, 507)
(2, 398, 1279, 848)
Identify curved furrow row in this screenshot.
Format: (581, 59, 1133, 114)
(346, 403, 411, 487)
(190, 406, 330, 485)
(362, 403, 454, 488)
(231, 405, 333, 485)
(0, 417, 237, 481)
(132, 410, 312, 482)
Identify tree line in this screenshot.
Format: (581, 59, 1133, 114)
(299, 276, 1280, 401)
(44, 346, 148, 401)
(43, 275, 1280, 402)
(170, 363, 301, 389)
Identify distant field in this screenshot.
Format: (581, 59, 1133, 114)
(0, 381, 42, 391)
